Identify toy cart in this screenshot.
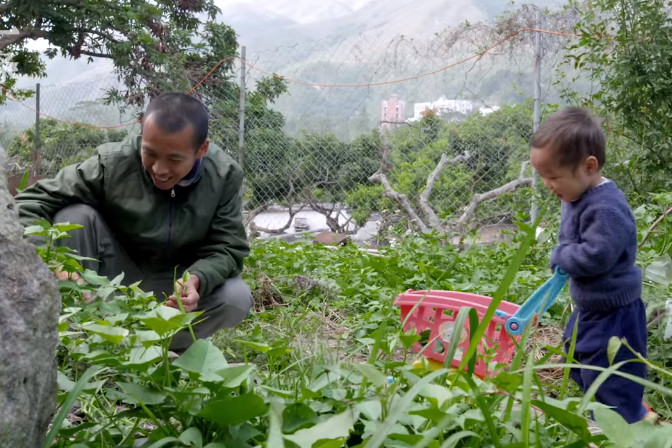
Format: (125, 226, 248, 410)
(394, 269, 569, 377)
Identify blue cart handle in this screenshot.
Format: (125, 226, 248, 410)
(504, 268, 569, 336)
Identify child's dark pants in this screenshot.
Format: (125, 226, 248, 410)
(564, 299, 647, 423)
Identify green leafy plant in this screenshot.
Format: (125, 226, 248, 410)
(29, 215, 672, 447)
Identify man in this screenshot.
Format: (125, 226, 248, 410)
(15, 92, 253, 351)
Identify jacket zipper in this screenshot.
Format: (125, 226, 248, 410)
(167, 187, 175, 252)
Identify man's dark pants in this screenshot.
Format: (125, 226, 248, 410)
(54, 204, 253, 351)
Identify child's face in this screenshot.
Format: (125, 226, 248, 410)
(530, 145, 601, 202)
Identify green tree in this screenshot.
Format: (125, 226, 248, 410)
(300, 131, 381, 232)
(7, 119, 126, 176)
(1, 2, 288, 111)
(564, 0, 672, 196)
(0, 0, 221, 104)
(224, 75, 290, 206)
(246, 130, 381, 232)
(449, 101, 533, 193)
(244, 127, 295, 206)
(348, 104, 534, 231)
(2, 2, 292, 204)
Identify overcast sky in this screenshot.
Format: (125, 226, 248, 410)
(18, 0, 383, 85)
(23, 0, 370, 51)
(213, 0, 375, 24)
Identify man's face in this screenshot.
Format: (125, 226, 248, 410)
(140, 116, 208, 191)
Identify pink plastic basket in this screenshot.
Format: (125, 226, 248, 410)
(394, 290, 521, 378)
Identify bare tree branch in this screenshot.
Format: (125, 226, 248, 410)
(639, 205, 672, 248)
(77, 49, 114, 59)
(243, 204, 266, 240)
(305, 194, 348, 232)
(337, 209, 355, 232)
(419, 152, 471, 230)
(369, 172, 430, 233)
(251, 203, 305, 235)
(378, 132, 393, 174)
(0, 27, 50, 50)
(82, 28, 120, 44)
(518, 161, 529, 178)
(455, 162, 533, 225)
(245, 205, 267, 227)
(648, 308, 666, 329)
(306, 197, 335, 215)
(248, 179, 306, 234)
(379, 120, 412, 126)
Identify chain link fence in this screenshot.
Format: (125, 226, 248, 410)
(2, 76, 138, 179)
(1, 20, 574, 242)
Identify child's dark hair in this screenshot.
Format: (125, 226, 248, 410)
(531, 107, 606, 168)
(143, 93, 209, 151)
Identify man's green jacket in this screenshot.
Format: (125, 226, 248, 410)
(15, 132, 250, 298)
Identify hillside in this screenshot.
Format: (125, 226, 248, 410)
(5, 0, 566, 140)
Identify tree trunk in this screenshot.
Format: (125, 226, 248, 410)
(0, 146, 60, 446)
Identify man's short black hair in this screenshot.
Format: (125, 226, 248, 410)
(531, 107, 606, 169)
(143, 93, 209, 150)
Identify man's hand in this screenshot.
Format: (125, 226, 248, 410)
(54, 268, 94, 303)
(55, 269, 81, 283)
(165, 274, 201, 312)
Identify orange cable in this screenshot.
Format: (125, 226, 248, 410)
(1, 27, 580, 129)
(235, 27, 580, 88)
(4, 91, 140, 129)
(187, 56, 237, 94)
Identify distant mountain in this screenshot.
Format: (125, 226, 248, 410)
(217, 3, 309, 49)
(12, 0, 564, 85)
(14, 53, 116, 89)
(233, 0, 566, 139)
(5, 0, 566, 139)
(218, 0, 372, 25)
(225, 0, 486, 50)
(222, 0, 562, 50)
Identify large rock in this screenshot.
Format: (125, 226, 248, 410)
(0, 146, 60, 446)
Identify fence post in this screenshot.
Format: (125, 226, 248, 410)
(238, 46, 246, 173)
(34, 82, 41, 173)
(531, 15, 542, 224)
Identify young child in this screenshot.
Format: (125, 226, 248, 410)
(530, 107, 648, 423)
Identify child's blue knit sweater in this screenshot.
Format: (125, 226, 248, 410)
(551, 181, 642, 312)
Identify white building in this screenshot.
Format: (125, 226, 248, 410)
(409, 96, 474, 122)
(478, 105, 501, 116)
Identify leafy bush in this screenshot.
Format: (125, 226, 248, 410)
(7, 120, 127, 176)
(347, 103, 535, 230)
(29, 212, 672, 447)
